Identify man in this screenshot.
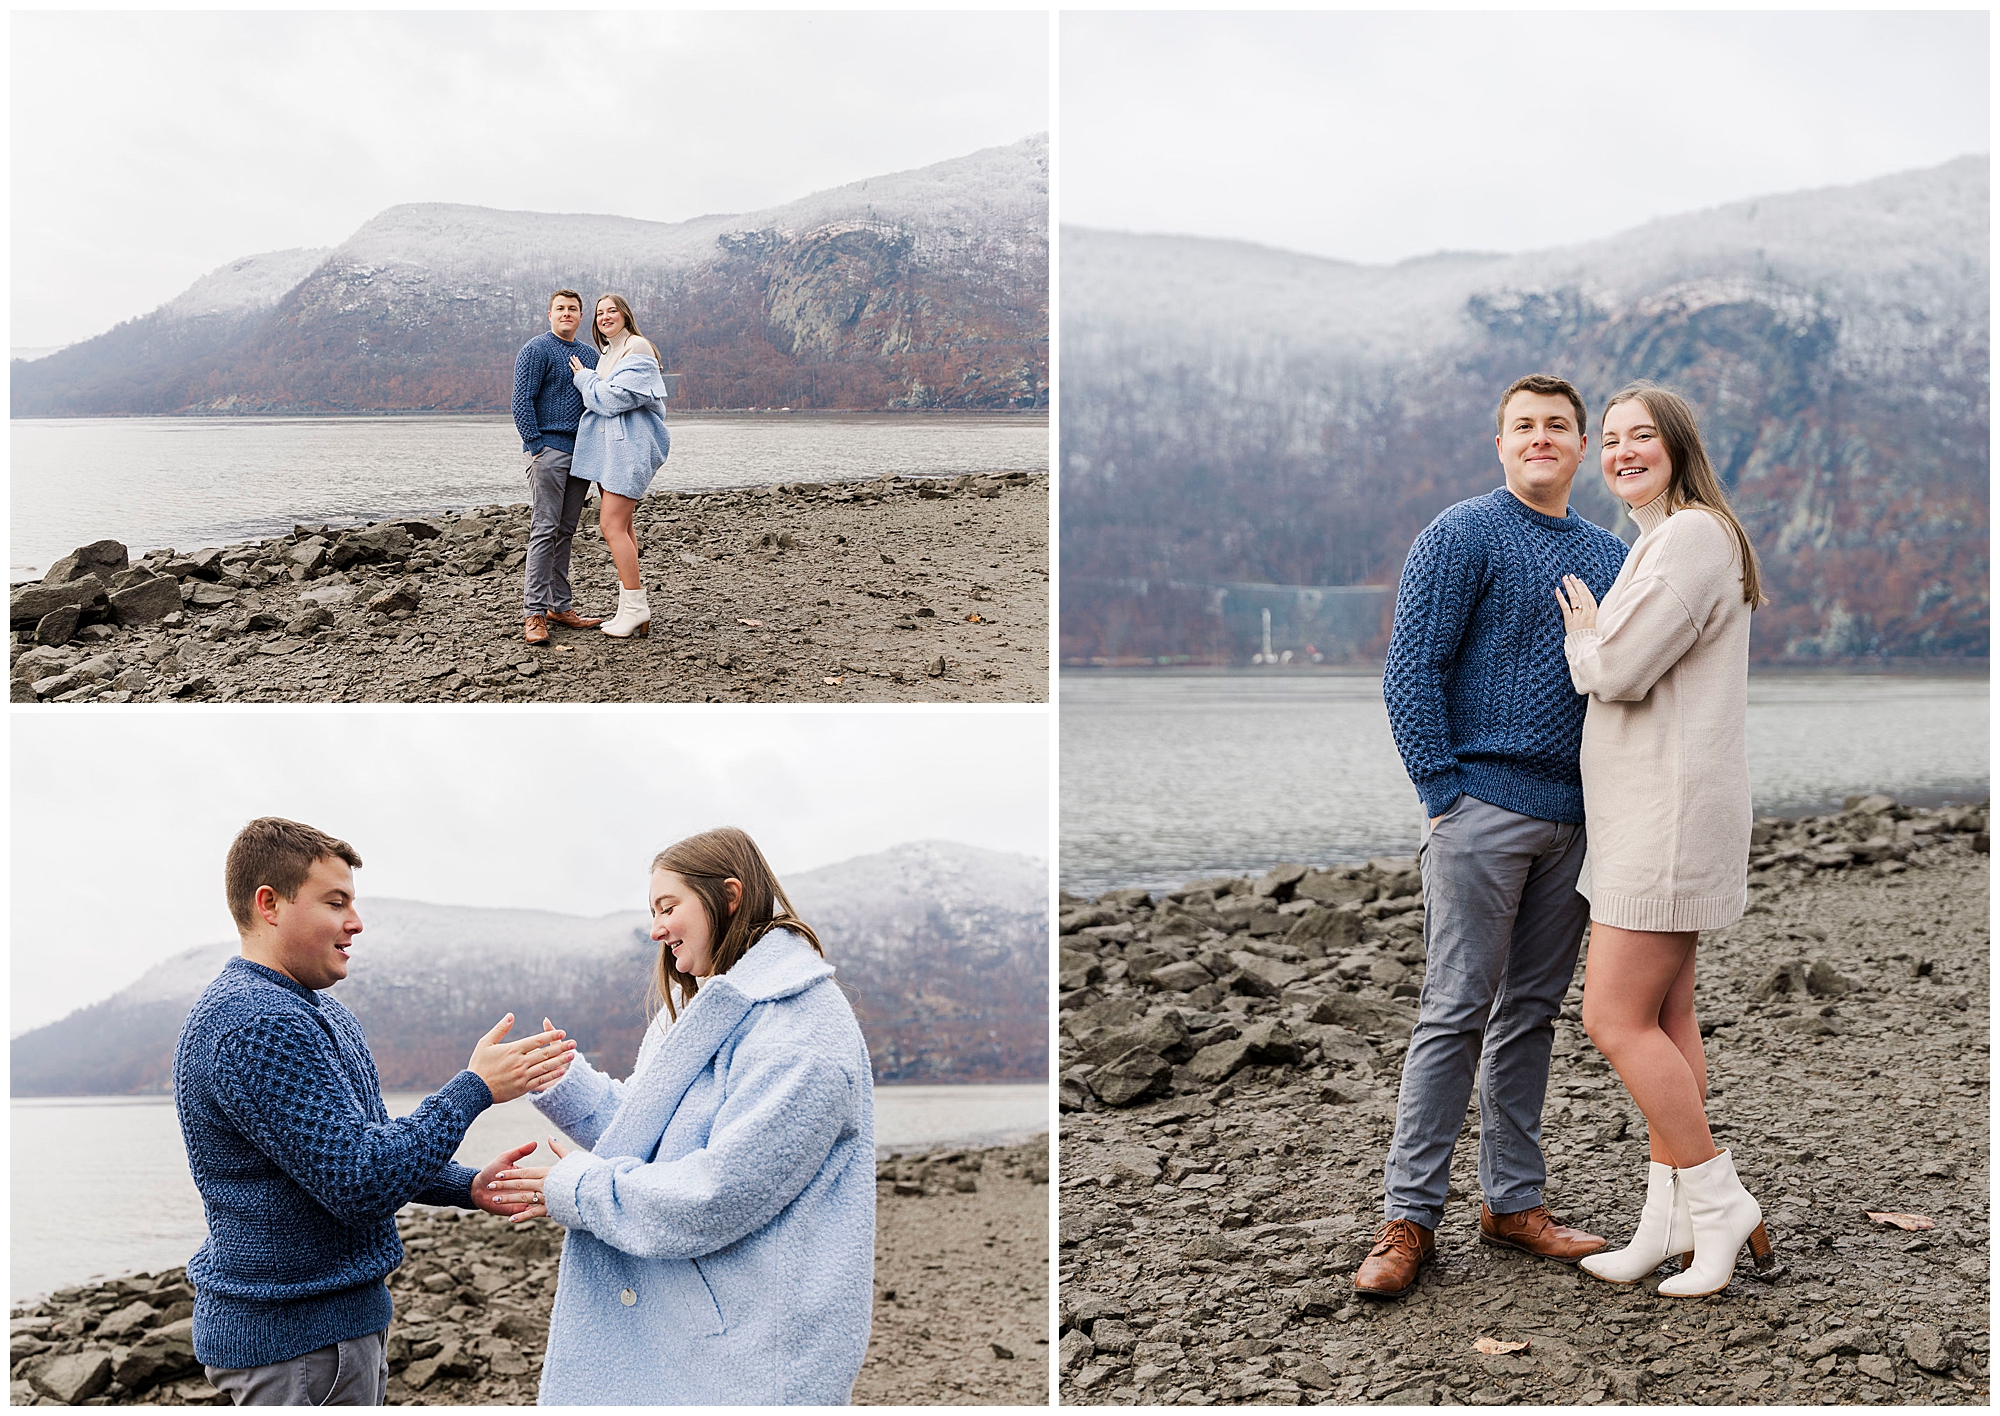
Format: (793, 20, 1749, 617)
(512, 289, 602, 645)
(1358, 374, 1630, 1299)
(176, 817, 573, 1404)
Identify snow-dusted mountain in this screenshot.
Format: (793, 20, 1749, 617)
(14, 136, 1049, 416)
(1062, 157, 1988, 664)
(10, 841, 1048, 1095)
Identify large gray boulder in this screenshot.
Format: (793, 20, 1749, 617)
(1085, 1047, 1172, 1106)
(1226, 950, 1305, 997)
(328, 525, 414, 570)
(10, 573, 109, 629)
(42, 540, 128, 585)
(109, 573, 186, 626)
(33, 605, 80, 646)
(30, 1350, 112, 1404)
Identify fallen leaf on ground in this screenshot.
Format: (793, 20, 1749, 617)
(1475, 1338, 1530, 1355)
(739, 618, 763, 627)
(1865, 1210, 1935, 1231)
(966, 613, 985, 623)
(822, 676, 843, 686)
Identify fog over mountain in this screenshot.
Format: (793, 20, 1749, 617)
(1062, 157, 1988, 664)
(10, 842, 1047, 1096)
(14, 137, 1048, 416)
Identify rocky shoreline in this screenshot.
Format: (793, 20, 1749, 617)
(9, 472, 1047, 704)
(10, 1137, 1049, 1406)
(1058, 796, 1989, 1405)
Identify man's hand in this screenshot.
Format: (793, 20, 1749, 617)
(469, 1141, 539, 1217)
(485, 1135, 576, 1224)
(529, 1018, 575, 1094)
(468, 1015, 575, 1104)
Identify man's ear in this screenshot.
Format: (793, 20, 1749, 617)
(254, 884, 283, 928)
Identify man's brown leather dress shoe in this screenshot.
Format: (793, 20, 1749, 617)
(1353, 1219, 1435, 1298)
(545, 608, 602, 629)
(1478, 1203, 1607, 1263)
(524, 614, 550, 645)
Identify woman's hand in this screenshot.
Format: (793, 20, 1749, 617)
(569, 355, 586, 374)
(470, 1141, 539, 1218)
(529, 1017, 575, 1093)
(1556, 575, 1599, 634)
(487, 1135, 574, 1223)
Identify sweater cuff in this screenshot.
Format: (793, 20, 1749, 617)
(1415, 774, 1464, 819)
(439, 1069, 495, 1120)
(414, 1161, 480, 1210)
(543, 1149, 598, 1230)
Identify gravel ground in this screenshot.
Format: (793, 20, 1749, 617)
(9, 1139, 1050, 1406)
(9, 473, 1047, 705)
(1057, 797, 1989, 1406)
(856, 1137, 1052, 1406)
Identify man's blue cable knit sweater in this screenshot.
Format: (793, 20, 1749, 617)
(512, 332, 598, 455)
(174, 957, 492, 1369)
(1383, 487, 1629, 824)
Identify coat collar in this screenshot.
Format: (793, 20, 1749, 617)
(697, 927, 833, 1006)
(591, 929, 831, 1161)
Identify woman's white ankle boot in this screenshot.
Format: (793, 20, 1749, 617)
(1657, 1149, 1774, 1297)
(1580, 1161, 1694, 1284)
(601, 586, 650, 639)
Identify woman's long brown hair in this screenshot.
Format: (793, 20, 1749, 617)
(1603, 381, 1767, 607)
(648, 827, 823, 1022)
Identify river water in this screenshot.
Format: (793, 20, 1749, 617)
(9, 1082, 1047, 1302)
(8, 412, 1048, 580)
(1061, 670, 1991, 897)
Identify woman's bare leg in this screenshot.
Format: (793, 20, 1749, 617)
(599, 492, 641, 590)
(1580, 923, 1717, 1169)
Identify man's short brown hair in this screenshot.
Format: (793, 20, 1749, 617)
(1496, 374, 1587, 433)
(548, 289, 583, 312)
(225, 817, 362, 930)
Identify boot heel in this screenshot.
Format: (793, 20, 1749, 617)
(636, 621, 650, 637)
(1746, 1222, 1775, 1271)
(1678, 1253, 1693, 1270)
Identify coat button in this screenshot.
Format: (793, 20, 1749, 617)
(620, 1288, 637, 1306)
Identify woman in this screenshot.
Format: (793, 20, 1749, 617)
(1555, 381, 1773, 1298)
(568, 293, 672, 639)
(485, 827, 875, 1405)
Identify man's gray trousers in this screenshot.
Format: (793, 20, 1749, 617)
(523, 448, 592, 617)
(205, 1328, 388, 1406)
(1382, 793, 1590, 1229)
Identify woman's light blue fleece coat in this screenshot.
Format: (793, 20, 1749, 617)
(530, 929, 875, 1406)
(571, 352, 671, 500)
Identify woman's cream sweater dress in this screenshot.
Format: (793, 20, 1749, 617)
(1566, 497, 1753, 931)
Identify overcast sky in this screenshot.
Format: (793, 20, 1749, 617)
(11, 10, 1049, 349)
(11, 709, 1050, 1034)
(1062, 10, 1988, 263)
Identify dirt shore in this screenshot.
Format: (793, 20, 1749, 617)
(9, 473, 1047, 704)
(8, 1137, 1049, 1406)
(1057, 797, 1989, 1405)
